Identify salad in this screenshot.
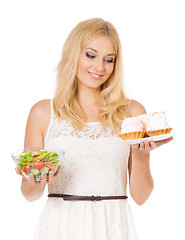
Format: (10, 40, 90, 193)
(16, 150, 60, 181)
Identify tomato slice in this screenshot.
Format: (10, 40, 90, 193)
(45, 162, 54, 171)
(24, 165, 31, 173)
(33, 154, 40, 158)
(34, 160, 43, 169)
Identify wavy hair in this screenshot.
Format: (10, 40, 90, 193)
(53, 18, 130, 131)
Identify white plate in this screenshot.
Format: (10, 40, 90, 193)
(120, 132, 174, 145)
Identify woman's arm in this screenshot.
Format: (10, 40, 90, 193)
(17, 99, 55, 202)
(128, 144, 154, 205)
(127, 100, 173, 205)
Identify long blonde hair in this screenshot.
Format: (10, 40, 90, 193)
(53, 18, 130, 132)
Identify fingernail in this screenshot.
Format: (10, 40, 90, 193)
(42, 172, 45, 176)
(50, 172, 53, 176)
(30, 173, 33, 177)
(145, 142, 149, 145)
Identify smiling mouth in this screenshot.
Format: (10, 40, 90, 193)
(88, 71, 104, 79)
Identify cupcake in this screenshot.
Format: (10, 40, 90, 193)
(119, 117, 145, 140)
(140, 112, 172, 137)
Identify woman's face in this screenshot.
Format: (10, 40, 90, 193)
(76, 36, 116, 90)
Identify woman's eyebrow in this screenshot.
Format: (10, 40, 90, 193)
(107, 53, 116, 56)
(86, 47, 98, 52)
(85, 48, 115, 56)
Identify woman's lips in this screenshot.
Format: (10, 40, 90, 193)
(88, 71, 104, 80)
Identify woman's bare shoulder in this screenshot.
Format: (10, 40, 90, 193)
(127, 99, 146, 117)
(26, 99, 51, 131)
(29, 99, 51, 119)
(24, 99, 51, 148)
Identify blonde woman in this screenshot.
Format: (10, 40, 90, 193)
(15, 18, 173, 239)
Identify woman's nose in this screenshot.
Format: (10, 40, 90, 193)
(94, 58, 105, 72)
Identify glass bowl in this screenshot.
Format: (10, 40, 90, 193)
(12, 147, 65, 181)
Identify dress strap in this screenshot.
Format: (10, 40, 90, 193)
(44, 99, 54, 145)
(50, 99, 54, 117)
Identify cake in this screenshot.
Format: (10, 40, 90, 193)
(119, 117, 145, 140)
(139, 112, 172, 137)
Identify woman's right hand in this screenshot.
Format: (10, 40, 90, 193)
(15, 166, 61, 188)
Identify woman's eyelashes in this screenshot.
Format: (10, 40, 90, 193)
(86, 52, 95, 58)
(85, 52, 114, 63)
(105, 58, 114, 63)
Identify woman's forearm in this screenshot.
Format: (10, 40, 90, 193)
(21, 178, 45, 202)
(129, 152, 154, 205)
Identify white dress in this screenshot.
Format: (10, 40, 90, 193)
(33, 100, 138, 240)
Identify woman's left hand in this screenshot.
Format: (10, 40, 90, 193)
(131, 136, 173, 155)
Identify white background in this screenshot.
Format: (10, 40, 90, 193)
(1, 0, 185, 239)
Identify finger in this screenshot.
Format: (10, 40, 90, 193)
(149, 141, 156, 150)
(132, 144, 139, 151)
(56, 166, 61, 175)
(138, 142, 145, 151)
(53, 166, 62, 177)
(48, 166, 61, 184)
(15, 167, 22, 175)
(15, 167, 28, 180)
(155, 136, 173, 148)
(144, 141, 150, 151)
(163, 136, 173, 144)
(41, 172, 47, 186)
(48, 171, 54, 184)
(29, 173, 35, 185)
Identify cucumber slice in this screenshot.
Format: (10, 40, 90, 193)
(40, 166, 50, 174)
(30, 167, 40, 176)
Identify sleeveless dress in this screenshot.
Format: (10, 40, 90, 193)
(33, 100, 138, 240)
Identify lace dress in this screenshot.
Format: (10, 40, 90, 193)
(33, 100, 138, 240)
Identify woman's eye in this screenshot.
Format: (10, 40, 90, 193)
(105, 58, 114, 63)
(85, 52, 114, 63)
(86, 52, 95, 59)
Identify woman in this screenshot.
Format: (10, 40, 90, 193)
(16, 18, 173, 239)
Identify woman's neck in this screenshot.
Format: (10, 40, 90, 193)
(76, 86, 101, 108)
(76, 86, 102, 122)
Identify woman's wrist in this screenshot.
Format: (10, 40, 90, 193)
(131, 148, 150, 161)
(21, 178, 45, 201)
